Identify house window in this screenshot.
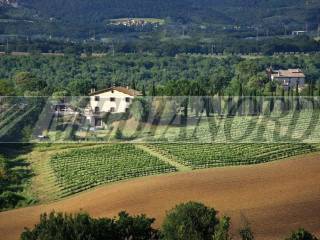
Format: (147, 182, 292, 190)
(125, 108, 129, 113)
(95, 107, 100, 113)
(95, 96, 100, 101)
(125, 97, 131, 103)
(110, 107, 115, 113)
(95, 118, 102, 127)
(110, 97, 116, 102)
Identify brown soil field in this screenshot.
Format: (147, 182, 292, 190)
(0, 154, 320, 240)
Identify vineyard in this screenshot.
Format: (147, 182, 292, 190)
(48, 142, 317, 197)
(50, 144, 176, 197)
(148, 143, 317, 169)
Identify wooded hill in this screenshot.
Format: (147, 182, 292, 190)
(0, 0, 319, 38)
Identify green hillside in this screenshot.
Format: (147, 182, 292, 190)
(0, 0, 319, 38)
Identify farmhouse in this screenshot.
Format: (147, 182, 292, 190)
(267, 68, 305, 90)
(86, 86, 142, 127)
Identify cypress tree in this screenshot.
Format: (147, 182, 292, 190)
(142, 85, 146, 96)
(152, 81, 156, 96)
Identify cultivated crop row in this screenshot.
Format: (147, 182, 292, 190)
(150, 143, 316, 169)
(50, 144, 176, 197)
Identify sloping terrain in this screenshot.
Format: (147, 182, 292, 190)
(18, 0, 312, 25)
(0, 153, 319, 240)
(1, 0, 319, 38)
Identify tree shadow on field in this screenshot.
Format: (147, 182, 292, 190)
(0, 143, 35, 193)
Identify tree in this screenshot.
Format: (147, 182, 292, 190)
(0, 79, 15, 96)
(295, 82, 300, 110)
(0, 191, 25, 210)
(67, 79, 92, 96)
(117, 211, 159, 240)
(152, 81, 157, 96)
(239, 226, 255, 240)
(115, 128, 123, 139)
(286, 228, 318, 240)
(52, 90, 69, 103)
(14, 72, 47, 95)
(130, 98, 150, 122)
(142, 85, 146, 96)
(131, 79, 136, 90)
(161, 201, 219, 240)
(21, 211, 159, 240)
(212, 216, 232, 240)
(239, 214, 254, 240)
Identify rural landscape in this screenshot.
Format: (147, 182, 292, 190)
(0, 0, 320, 240)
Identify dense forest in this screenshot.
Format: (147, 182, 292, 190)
(1, 35, 320, 56)
(0, 0, 319, 38)
(19, 0, 319, 27)
(1, 53, 320, 97)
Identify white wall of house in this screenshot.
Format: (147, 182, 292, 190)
(90, 90, 134, 114)
(271, 76, 305, 89)
(86, 89, 135, 127)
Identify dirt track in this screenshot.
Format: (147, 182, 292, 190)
(0, 154, 320, 240)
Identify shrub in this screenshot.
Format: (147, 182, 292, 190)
(0, 155, 8, 181)
(115, 128, 123, 139)
(0, 191, 25, 209)
(161, 201, 220, 240)
(21, 211, 159, 240)
(286, 228, 318, 240)
(102, 112, 129, 125)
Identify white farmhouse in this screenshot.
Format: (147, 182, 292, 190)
(267, 68, 305, 90)
(85, 86, 142, 127)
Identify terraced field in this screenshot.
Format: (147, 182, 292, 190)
(50, 144, 176, 197)
(148, 143, 317, 169)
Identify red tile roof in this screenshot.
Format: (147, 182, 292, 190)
(271, 69, 305, 78)
(89, 87, 142, 96)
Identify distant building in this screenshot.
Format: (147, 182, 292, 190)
(86, 86, 142, 127)
(292, 31, 307, 36)
(267, 68, 305, 90)
(111, 18, 148, 27)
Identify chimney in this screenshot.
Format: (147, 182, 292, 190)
(90, 88, 96, 94)
(126, 86, 129, 89)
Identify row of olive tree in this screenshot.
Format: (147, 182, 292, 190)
(21, 201, 318, 240)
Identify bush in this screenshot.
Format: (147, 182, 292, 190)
(130, 98, 151, 122)
(115, 128, 123, 139)
(102, 112, 129, 125)
(0, 155, 8, 181)
(286, 229, 318, 240)
(161, 201, 220, 240)
(21, 211, 159, 240)
(0, 191, 25, 209)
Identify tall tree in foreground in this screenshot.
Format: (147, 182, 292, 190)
(161, 201, 221, 240)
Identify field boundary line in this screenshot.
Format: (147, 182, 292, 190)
(135, 144, 192, 172)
